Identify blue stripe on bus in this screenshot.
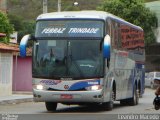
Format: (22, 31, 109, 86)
(69, 79, 100, 90)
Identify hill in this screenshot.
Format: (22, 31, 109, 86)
(7, 0, 103, 21)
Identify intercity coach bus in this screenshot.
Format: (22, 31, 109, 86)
(20, 11, 145, 111)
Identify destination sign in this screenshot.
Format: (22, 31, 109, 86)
(35, 20, 103, 38)
(41, 28, 66, 34)
(41, 27, 99, 34)
(68, 28, 99, 34)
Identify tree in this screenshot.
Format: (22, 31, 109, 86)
(8, 13, 35, 43)
(0, 12, 14, 43)
(97, 0, 158, 45)
(7, 14, 24, 32)
(145, 0, 157, 2)
(18, 21, 35, 46)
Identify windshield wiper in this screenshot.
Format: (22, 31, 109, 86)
(68, 54, 84, 78)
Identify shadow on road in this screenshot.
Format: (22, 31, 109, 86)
(42, 102, 132, 113)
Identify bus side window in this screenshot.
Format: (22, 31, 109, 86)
(111, 20, 119, 49)
(107, 58, 110, 68)
(115, 22, 122, 49)
(117, 23, 122, 49)
(111, 20, 115, 48)
(106, 19, 111, 35)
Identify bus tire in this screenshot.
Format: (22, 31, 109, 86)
(120, 99, 127, 105)
(138, 81, 142, 98)
(103, 89, 114, 111)
(45, 102, 57, 111)
(129, 85, 139, 106)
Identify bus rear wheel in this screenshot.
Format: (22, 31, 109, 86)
(45, 102, 57, 111)
(129, 85, 139, 106)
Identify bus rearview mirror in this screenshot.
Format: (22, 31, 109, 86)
(20, 34, 32, 57)
(103, 35, 111, 59)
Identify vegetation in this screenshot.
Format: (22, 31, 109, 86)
(7, 13, 35, 43)
(0, 12, 13, 43)
(97, 0, 158, 45)
(7, 0, 156, 21)
(7, 0, 103, 42)
(7, 0, 103, 21)
(6, 0, 158, 44)
(145, 0, 158, 2)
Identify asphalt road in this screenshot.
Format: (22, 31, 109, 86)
(0, 88, 159, 120)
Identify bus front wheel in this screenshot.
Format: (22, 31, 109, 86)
(45, 102, 57, 111)
(102, 89, 114, 111)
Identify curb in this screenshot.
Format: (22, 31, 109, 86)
(0, 98, 33, 105)
(12, 91, 32, 95)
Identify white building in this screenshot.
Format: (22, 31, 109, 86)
(0, 43, 18, 96)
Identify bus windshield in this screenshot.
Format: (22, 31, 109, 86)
(32, 39, 104, 79)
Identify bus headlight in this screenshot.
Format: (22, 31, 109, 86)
(33, 84, 44, 90)
(85, 85, 102, 91)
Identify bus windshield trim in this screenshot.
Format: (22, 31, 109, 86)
(34, 37, 104, 40)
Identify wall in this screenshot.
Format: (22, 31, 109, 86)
(12, 56, 32, 91)
(0, 52, 13, 96)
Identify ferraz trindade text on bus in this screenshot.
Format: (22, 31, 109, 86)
(41, 27, 100, 34)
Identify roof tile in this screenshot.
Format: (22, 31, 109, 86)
(0, 43, 19, 52)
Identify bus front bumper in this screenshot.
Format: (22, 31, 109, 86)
(33, 89, 104, 103)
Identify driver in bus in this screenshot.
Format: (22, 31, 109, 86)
(86, 49, 97, 61)
(43, 48, 55, 63)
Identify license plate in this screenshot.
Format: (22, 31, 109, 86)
(61, 94, 73, 99)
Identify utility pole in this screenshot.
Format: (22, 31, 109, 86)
(58, 0, 61, 12)
(43, 0, 48, 13)
(0, 0, 7, 13)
